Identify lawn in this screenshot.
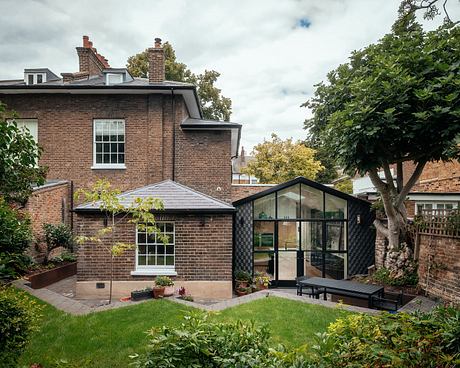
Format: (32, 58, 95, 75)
(18, 290, 350, 368)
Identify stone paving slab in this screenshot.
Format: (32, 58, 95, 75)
(399, 295, 441, 313)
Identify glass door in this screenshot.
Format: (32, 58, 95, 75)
(277, 221, 300, 286)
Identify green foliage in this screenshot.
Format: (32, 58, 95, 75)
(309, 307, 460, 367)
(243, 134, 324, 184)
(126, 42, 232, 121)
(154, 275, 174, 287)
(235, 269, 252, 282)
(334, 179, 353, 194)
(373, 266, 418, 286)
(304, 22, 460, 175)
(0, 287, 42, 367)
(130, 313, 276, 368)
(0, 101, 46, 204)
(304, 139, 339, 184)
(0, 196, 33, 279)
(43, 223, 75, 263)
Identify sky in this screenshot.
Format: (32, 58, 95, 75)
(0, 0, 458, 153)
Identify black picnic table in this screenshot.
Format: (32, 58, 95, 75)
(298, 277, 384, 308)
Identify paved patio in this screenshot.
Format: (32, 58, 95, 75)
(13, 276, 441, 316)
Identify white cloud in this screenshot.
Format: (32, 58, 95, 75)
(0, 0, 457, 151)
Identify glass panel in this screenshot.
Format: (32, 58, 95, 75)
(118, 143, 124, 153)
(147, 255, 156, 265)
(157, 244, 165, 254)
(96, 154, 102, 164)
(111, 143, 118, 152)
(301, 184, 323, 219)
(301, 222, 322, 251)
(118, 154, 124, 163)
(147, 245, 156, 255)
(304, 252, 323, 278)
(445, 204, 454, 209)
(325, 222, 346, 251)
(324, 253, 346, 279)
(157, 256, 165, 265)
(277, 185, 300, 219)
(278, 221, 299, 251)
(111, 154, 117, 163)
(278, 251, 297, 280)
(96, 143, 102, 153)
(36, 74, 43, 83)
(28, 74, 34, 85)
(254, 193, 275, 219)
(325, 194, 347, 219)
(138, 256, 146, 266)
(254, 221, 275, 251)
(253, 252, 276, 280)
(137, 232, 146, 244)
(165, 223, 174, 232)
(166, 245, 174, 255)
(166, 256, 174, 266)
(138, 245, 146, 254)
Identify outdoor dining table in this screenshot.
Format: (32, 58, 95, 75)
(298, 277, 385, 308)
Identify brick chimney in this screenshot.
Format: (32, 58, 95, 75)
(148, 37, 165, 83)
(76, 35, 110, 76)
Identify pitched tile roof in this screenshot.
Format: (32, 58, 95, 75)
(75, 180, 235, 213)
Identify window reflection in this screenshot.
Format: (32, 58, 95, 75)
(300, 184, 323, 218)
(254, 221, 275, 251)
(277, 185, 300, 219)
(325, 194, 347, 219)
(278, 221, 299, 250)
(254, 252, 276, 280)
(254, 193, 275, 219)
(301, 222, 322, 251)
(325, 222, 346, 251)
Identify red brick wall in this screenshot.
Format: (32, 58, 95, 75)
(403, 160, 460, 193)
(75, 213, 233, 282)
(1, 94, 232, 203)
(23, 182, 70, 261)
(418, 234, 460, 303)
(231, 184, 275, 203)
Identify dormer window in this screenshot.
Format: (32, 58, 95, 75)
(25, 73, 46, 85)
(106, 73, 124, 85)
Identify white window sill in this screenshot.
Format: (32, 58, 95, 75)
(91, 164, 126, 170)
(131, 269, 177, 276)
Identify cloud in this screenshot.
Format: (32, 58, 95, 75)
(0, 0, 457, 151)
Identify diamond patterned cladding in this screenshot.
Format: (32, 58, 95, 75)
(348, 199, 376, 275)
(234, 202, 253, 274)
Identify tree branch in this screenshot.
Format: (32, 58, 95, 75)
(382, 162, 397, 197)
(395, 160, 427, 208)
(373, 218, 389, 238)
(368, 168, 396, 218)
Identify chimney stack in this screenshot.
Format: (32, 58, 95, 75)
(148, 37, 165, 83)
(76, 35, 110, 75)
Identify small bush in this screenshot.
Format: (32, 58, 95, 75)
(373, 266, 418, 286)
(234, 269, 252, 282)
(309, 307, 460, 368)
(0, 286, 42, 367)
(43, 223, 74, 263)
(154, 275, 174, 287)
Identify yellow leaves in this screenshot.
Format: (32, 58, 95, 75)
(111, 242, 134, 256)
(242, 133, 324, 184)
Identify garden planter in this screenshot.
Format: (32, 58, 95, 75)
(235, 280, 249, 288)
(256, 284, 268, 291)
(131, 290, 153, 301)
(235, 289, 249, 297)
(153, 286, 165, 299)
(164, 286, 174, 297)
(28, 262, 77, 289)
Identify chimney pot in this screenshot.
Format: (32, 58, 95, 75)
(83, 35, 90, 48)
(154, 38, 162, 48)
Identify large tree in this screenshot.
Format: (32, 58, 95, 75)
(127, 42, 232, 121)
(242, 134, 323, 184)
(304, 9, 460, 260)
(0, 102, 46, 204)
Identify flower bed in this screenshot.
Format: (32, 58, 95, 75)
(27, 262, 77, 289)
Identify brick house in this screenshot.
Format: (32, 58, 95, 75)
(0, 36, 241, 299)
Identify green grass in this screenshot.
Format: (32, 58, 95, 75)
(18, 291, 350, 368)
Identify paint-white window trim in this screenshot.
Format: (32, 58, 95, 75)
(131, 222, 177, 276)
(415, 201, 458, 215)
(105, 73, 124, 85)
(24, 73, 47, 85)
(91, 119, 126, 170)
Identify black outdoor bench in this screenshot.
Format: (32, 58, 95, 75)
(371, 292, 403, 312)
(296, 276, 325, 298)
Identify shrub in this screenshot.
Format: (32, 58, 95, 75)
(130, 313, 275, 368)
(43, 223, 75, 263)
(309, 307, 460, 368)
(0, 286, 42, 367)
(0, 196, 33, 279)
(373, 266, 418, 286)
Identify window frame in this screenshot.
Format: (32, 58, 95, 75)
(91, 119, 126, 170)
(24, 73, 46, 85)
(415, 202, 458, 215)
(105, 73, 124, 85)
(131, 222, 177, 276)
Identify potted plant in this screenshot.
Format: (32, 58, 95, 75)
(131, 287, 153, 301)
(163, 278, 175, 297)
(178, 286, 194, 302)
(254, 272, 271, 290)
(235, 286, 251, 297)
(234, 270, 252, 289)
(153, 276, 173, 299)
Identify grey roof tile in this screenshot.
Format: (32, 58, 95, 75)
(75, 180, 234, 212)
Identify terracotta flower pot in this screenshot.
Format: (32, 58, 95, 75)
(164, 286, 174, 297)
(235, 280, 249, 288)
(153, 286, 165, 299)
(257, 284, 268, 290)
(235, 289, 249, 297)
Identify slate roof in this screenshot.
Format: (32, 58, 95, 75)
(75, 180, 235, 213)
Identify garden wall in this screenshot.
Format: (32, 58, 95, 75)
(23, 180, 71, 262)
(418, 234, 460, 303)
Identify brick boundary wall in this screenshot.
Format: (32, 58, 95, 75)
(231, 184, 275, 203)
(23, 181, 71, 262)
(418, 234, 460, 303)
